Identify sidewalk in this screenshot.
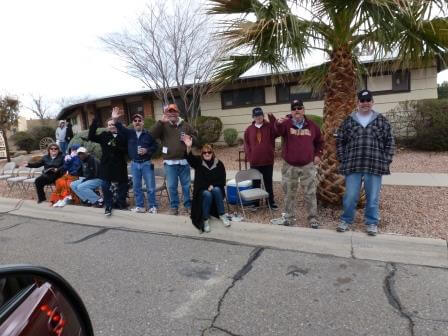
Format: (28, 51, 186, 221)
(225, 170, 448, 187)
(1, 197, 446, 268)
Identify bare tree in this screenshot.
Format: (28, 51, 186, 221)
(101, 0, 223, 122)
(26, 94, 54, 120)
(0, 96, 20, 161)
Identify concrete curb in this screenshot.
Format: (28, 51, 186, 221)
(1, 197, 446, 268)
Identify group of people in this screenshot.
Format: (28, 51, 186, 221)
(23, 88, 394, 236)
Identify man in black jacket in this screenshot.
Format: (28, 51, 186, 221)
(88, 117, 128, 216)
(70, 147, 103, 207)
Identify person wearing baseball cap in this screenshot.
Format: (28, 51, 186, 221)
(336, 89, 395, 236)
(150, 102, 197, 216)
(111, 107, 159, 214)
(244, 107, 279, 210)
(70, 147, 103, 207)
(268, 98, 323, 228)
(55, 120, 67, 155)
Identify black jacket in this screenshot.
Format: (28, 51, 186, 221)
(27, 153, 64, 177)
(65, 122, 74, 143)
(80, 155, 100, 181)
(187, 151, 226, 231)
(88, 118, 128, 182)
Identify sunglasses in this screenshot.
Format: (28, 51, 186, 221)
(49, 148, 58, 150)
(202, 151, 212, 155)
(359, 98, 372, 103)
(133, 119, 142, 123)
(292, 107, 304, 111)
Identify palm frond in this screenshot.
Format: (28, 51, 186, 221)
(207, 0, 262, 15)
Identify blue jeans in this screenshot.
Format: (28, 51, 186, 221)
(164, 163, 191, 209)
(202, 188, 225, 220)
(131, 161, 157, 208)
(70, 177, 103, 204)
(341, 173, 382, 226)
(58, 141, 67, 155)
(102, 180, 128, 209)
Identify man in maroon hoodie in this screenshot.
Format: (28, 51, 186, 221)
(244, 107, 279, 209)
(269, 99, 323, 228)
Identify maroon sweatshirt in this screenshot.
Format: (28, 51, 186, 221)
(269, 114, 323, 167)
(244, 120, 277, 166)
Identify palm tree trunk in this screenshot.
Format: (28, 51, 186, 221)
(317, 46, 356, 204)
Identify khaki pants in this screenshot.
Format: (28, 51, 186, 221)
(281, 161, 317, 222)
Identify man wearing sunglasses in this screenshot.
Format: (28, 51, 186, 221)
(151, 103, 196, 216)
(269, 99, 323, 229)
(112, 108, 158, 214)
(336, 89, 395, 236)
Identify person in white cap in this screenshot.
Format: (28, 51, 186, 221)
(70, 147, 103, 207)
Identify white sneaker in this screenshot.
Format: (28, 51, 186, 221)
(203, 219, 210, 233)
(148, 207, 157, 214)
(131, 207, 146, 213)
(53, 200, 63, 208)
(220, 214, 231, 227)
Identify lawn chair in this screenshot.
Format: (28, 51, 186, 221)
(6, 167, 32, 196)
(22, 166, 44, 191)
(0, 162, 17, 186)
(154, 167, 170, 203)
(235, 169, 272, 220)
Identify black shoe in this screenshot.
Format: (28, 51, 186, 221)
(105, 207, 112, 216)
(37, 199, 45, 204)
(269, 203, 279, 210)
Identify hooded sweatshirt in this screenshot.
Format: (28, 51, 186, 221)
(270, 114, 323, 167)
(244, 120, 277, 166)
(150, 117, 196, 160)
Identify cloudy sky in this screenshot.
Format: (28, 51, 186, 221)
(1, 0, 447, 119)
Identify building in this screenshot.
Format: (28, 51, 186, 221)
(56, 61, 442, 140)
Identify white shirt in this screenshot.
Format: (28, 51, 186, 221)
(356, 112, 372, 128)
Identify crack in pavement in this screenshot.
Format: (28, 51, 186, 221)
(413, 316, 448, 324)
(350, 234, 356, 259)
(0, 199, 24, 214)
(66, 228, 110, 244)
(201, 247, 264, 336)
(383, 263, 415, 336)
(0, 222, 27, 231)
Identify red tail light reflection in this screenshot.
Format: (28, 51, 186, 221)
(40, 304, 66, 335)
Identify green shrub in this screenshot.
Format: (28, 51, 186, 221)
(11, 132, 35, 153)
(29, 125, 55, 148)
(68, 129, 105, 159)
(223, 128, 238, 146)
(410, 99, 448, 151)
(306, 114, 323, 129)
(193, 116, 223, 145)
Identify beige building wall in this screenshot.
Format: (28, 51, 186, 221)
(200, 66, 438, 139)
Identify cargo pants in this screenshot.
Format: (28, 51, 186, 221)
(281, 161, 318, 223)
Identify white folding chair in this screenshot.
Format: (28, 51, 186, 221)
(235, 169, 272, 220)
(0, 162, 17, 186)
(23, 166, 44, 191)
(154, 167, 171, 203)
(6, 167, 32, 196)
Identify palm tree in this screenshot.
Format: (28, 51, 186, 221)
(208, 0, 448, 204)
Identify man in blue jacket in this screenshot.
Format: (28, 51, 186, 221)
(112, 108, 158, 213)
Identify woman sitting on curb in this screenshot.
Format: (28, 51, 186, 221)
(183, 136, 230, 233)
(50, 144, 82, 207)
(22, 143, 64, 203)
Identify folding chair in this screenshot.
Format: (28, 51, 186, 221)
(235, 169, 272, 220)
(6, 167, 32, 196)
(23, 166, 44, 191)
(0, 162, 17, 186)
(154, 167, 171, 203)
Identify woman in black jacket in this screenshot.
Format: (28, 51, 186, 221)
(88, 116, 128, 215)
(24, 143, 64, 203)
(183, 137, 230, 233)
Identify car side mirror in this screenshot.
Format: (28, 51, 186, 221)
(0, 265, 94, 336)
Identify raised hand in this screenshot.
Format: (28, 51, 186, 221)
(183, 134, 193, 148)
(111, 107, 122, 120)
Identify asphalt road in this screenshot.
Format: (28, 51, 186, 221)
(0, 214, 447, 336)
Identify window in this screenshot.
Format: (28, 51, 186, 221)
(365, 70, 410, 94)
(127, 101, 144, 118)
(221, 87, 265, 108)
(276, 84, 322, 103)
(392, 71, 410, 91)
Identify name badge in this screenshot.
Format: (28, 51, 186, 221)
(162, 146, 168, 154)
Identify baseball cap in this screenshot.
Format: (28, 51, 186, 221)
(291, 99, 304, 110)
(252, 107, 264, 117)
(132, 114, 143, 120)
(77, 147, 88, 154)
(357, 89, 373, 101)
